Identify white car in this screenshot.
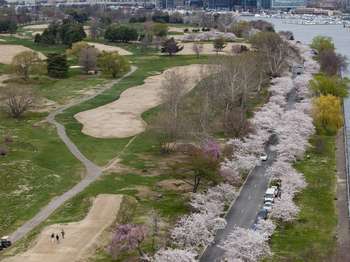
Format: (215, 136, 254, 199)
(264, 188, 275, 203)
(270, 186, 279, 197)
(260, 154, 268, 161)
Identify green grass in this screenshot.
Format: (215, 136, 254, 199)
(34, 72, 108, 104)
(0, 36, 66, 55)
(57, 55, 209, 166)
(0, 112, 83, 237)
(270, 135, 337, 262)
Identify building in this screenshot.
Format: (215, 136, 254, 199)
(271, 0, 305, 8)
(257, 0, 271, 9)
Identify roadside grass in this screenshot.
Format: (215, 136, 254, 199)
(270, 135, 337, 261)
(0, 111, 83, 237)
(57, 55, 209, 166)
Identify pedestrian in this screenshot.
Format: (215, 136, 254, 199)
(61, 229, 65, 239)
(50, 233, 55, 244)
(56, 234, 60, 244)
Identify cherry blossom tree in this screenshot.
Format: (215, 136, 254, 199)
(220, 226, 271, 262)
(190, 183, 236, 216)
(154, 248, 197, 262)
(109, 224, 147, 260)
(255, 218, 276, 239)
(270, 194, 300, 222)
(201, 139, 221, 160)
(171, 212, 226, 250)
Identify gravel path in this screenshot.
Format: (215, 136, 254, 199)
(8, 67, 137, 243)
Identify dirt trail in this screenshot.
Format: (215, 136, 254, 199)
(75, 64, 209, 138)
(3, 194, 122, 262)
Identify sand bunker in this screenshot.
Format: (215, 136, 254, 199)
(3, 194, 122, 262)
(75, 64, 209, 138)
(23, 24, 49, 30)
(86, 42, 132, 55)
(0, 45, 46, 64)
(177, 42, 250, 55)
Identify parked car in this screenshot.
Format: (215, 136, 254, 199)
(260, 153, 268, 161)
(0, 236, 11, 250)
(264, 188, 275, 203)
(263, 201, 273, 212)
(257, 208, 268, 220)
(270, 186, 279, 197)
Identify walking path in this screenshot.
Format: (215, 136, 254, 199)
(4, 195, 122, 262)
(336, 126, 350, 261)
(8, 67, 137, 243)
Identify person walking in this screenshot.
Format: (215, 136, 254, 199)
(50, 233, 55, 244)
(61, 229, 65, 239)
(56, 234, 60, 244)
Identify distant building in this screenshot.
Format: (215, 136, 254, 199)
(271, 0, 305, 8)
(207, 0, 257, 10)
(257, 0, 271, 9)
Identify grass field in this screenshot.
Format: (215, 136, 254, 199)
(57, 54, 209, 166)
(270, 135, 337, 262)
(0, 112, 83, 237)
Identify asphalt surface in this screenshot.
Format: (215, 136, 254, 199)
(200, 80, 297, 262)
(200, 136, 278, 262)
(9, 67, 137, 243)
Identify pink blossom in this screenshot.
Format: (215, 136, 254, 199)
(154, 248, 197, 262)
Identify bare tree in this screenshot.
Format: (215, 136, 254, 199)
(250, 32, 290, 77)
(0, 85, 35, 118)
(192, 42, 203, 58)
(153, 71, 190, 151)
(201, 53, 266, 136)
(217, 13, 236, 32)
(79, 46, 99, 73)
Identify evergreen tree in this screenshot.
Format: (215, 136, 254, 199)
(47, 53, 69, 78)
(161, 38, 183, 56)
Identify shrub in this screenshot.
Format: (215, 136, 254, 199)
(310, 35, 335, 54)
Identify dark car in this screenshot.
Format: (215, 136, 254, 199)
(251, 209, 269, 231)
(257, 208, 268, 220)
(0, 236, 12, 250)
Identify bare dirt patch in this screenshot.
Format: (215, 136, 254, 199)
(86, 42, 132, 55)
(3, 194, 122, 262)
(75, 64, 209, 138)
(0, 45, 46, 64)
(157, 179, 192, 192)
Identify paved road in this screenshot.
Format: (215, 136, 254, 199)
(200, 136, 278, 262)
(9, 67, 137, 243)
(200, 81, 298, 262)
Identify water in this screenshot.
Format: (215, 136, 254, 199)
(242, 17, 350, 58)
